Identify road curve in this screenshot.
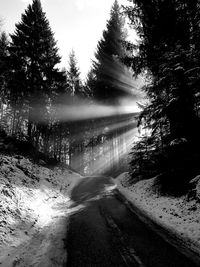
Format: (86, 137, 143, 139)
(65, 176, 196, 267)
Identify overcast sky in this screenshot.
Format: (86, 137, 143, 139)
(0, 0, 133, 79)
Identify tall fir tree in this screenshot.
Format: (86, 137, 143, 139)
(125, 0, 200, 187)
(80, 1, 135, 175)
(8, 0, 66, 141)
(67, 50, 83, 97)
(125, 0, 200, 145)
(0, 32, 9, 106)
(0, 31, 10, 129)
(91, 0, 132, 105)
(65, 50, 84, 169)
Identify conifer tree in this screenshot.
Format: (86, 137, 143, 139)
(91, 0, 131, 105)
(125, 0, 200, 187)
(65, 50, 84, 169)
(0, 32, 10, 129)
(8, 0, 65, 142)
(67, 50, 83, 97)
(125, 0, 200, 144)
(0, 32, 9, 107)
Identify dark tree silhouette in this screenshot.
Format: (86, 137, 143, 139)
(90, 0, 132, 105)
(0, 32, 9, 126)
(125, 0, 200, 190)
(66, 50, 86, 170)
(8, 0, 65, 143)
(81, 1, 136, 176)
(67, 50, 83, 97)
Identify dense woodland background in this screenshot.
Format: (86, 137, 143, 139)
(0, 0, 137, 177)
(1, 0, 200, 192)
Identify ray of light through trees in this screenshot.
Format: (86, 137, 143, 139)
(0, 0, 142, 177)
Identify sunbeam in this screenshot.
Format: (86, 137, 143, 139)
(70, 126, 138, 175)
(85, 127, 138, 175)
(29, 96, 140, 124)
(62, 114, 136, 144)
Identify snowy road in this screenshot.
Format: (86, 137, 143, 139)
(66, 176, 196, 267)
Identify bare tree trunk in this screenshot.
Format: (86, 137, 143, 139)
(11, 107, 16, 135)
(28, 107, 33, 142)
(0, 101, 4, 123)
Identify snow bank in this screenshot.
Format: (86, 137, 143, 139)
(0, 154, 82, 267)
(116, 173, 200, 262)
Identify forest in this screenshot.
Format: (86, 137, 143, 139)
(0, 0, 139, 177)
(1, 0, 200, 192)
(126, 0, 200, 193)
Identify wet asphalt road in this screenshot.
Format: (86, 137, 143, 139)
(66, 176, 197, 267)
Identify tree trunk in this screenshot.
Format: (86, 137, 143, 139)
(28, 108, 33, 142)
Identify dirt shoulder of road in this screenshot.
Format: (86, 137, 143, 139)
(116, 173, 200, 266)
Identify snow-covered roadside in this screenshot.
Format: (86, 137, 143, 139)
(116, 173, 200, 263)
(0, 154, 82, 267)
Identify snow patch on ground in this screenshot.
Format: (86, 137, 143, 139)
(116, 172, 200, 255)
(0, 154, 82, 267)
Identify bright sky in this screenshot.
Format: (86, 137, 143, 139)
(0, 0, 134, 79)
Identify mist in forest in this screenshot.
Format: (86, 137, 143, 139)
(0, 0, 143, 177)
